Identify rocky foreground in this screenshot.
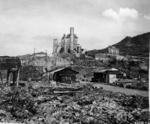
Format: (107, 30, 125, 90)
(0, 83, 149, 124)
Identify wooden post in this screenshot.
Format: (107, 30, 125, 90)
(0, 71, 3, 84)
(17, 69, 20, 87)
(7, 70, 10, 86)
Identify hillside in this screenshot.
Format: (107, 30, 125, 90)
(87, 32, 150, 57)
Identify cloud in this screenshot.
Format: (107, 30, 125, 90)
(102, 9, 119, 21)
(144, 14, 150, 20)
(119, 8, 138, 19)
(102, 8, 139, 22)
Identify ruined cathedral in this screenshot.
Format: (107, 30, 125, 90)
(53, 27, 82, 57)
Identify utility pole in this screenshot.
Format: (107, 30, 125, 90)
(34, 48, 36, 58)
(34, 48, 35, 54)
(46, 50, 47, 57)
(46, 50, 48, 68)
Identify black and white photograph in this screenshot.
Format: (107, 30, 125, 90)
(0, 0, 149, 123)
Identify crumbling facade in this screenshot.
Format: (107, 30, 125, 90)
(108, 46, 119, 55)
(53, 27, 82, 56)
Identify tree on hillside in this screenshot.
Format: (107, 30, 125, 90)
(108, 57, 117, 67)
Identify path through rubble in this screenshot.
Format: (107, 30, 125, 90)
(81, 81, 148, 97)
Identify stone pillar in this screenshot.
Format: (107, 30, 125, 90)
(70, 27, 74, 52)
(53, 39, 58, 55)
(78, 46, 81, 54)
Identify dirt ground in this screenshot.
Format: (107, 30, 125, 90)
(80, 81, 149, 97)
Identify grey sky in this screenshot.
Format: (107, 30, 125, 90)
(0, 0, 150, 56)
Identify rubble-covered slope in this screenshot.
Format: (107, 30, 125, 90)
(0, 83, 149, 124)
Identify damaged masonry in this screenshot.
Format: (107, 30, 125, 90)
(0, 82, 149, 124)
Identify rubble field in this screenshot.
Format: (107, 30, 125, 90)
(0, 82, 149, 124)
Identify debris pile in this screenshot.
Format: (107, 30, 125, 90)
(113, 80, 149, 91)
(0, 86, 37, 122)
(0, 83, 149, 123)
(75, 60, 103, 68)
(20, 65, 43, 81)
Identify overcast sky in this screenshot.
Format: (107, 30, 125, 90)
(0, 0, 150, 56)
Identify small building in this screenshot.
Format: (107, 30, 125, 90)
(92, 68, 124, 84)
(30, 52, 47, 58)
(95, 53, 111, 64)
(108, 46, 119, 55)
(49, 67, 78, 84)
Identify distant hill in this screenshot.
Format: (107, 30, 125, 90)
(87, 32, 150, 57)
(17, 54, 30, 59)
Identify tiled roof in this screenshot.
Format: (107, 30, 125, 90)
(35, 52, 46, 55)
(49, 67, 78, 74)
(93, 68, 119, 73)
(31, 52, 47, 56)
